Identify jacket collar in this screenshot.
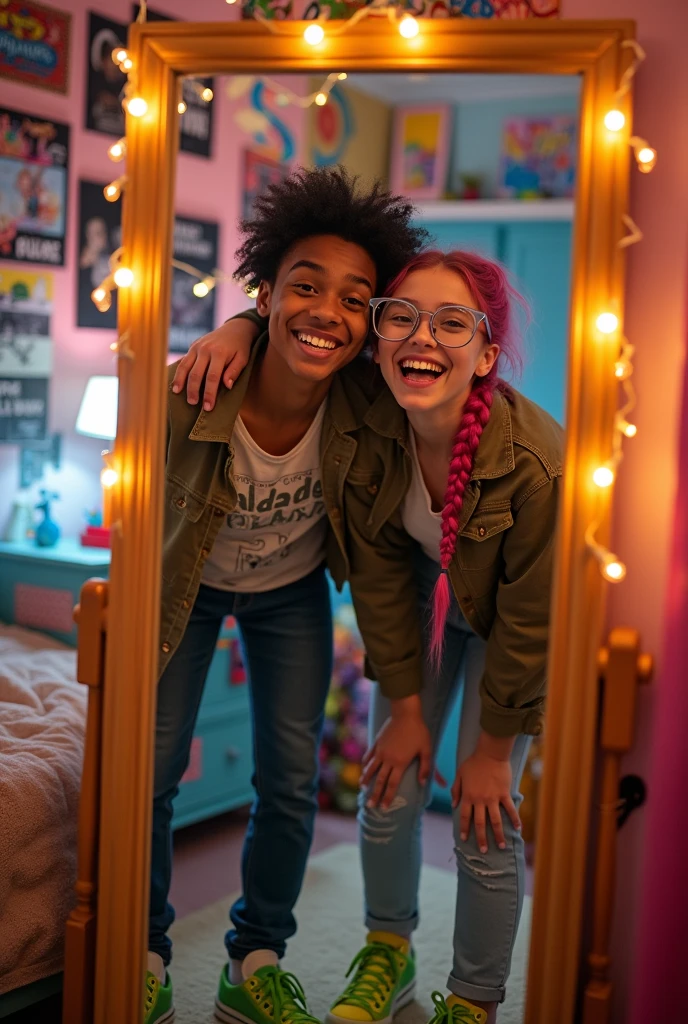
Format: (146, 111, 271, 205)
(185, 334, 267, 444)
(363, 381, 515, 480)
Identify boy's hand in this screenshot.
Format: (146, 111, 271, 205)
(172, 317, 260, 411)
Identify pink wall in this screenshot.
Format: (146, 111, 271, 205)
(0, 0, 305, 539)
(561, 1, 688, 1020)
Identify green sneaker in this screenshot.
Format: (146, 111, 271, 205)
(327, 932, 416, 1024)
(144, 969, 175, 1023)
(427, 992, 486, 1024)
(215, 964, 322, 1024)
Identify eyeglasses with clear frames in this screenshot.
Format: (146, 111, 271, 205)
(369, 297, 492, 349)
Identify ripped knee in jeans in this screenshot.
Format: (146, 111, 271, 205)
(454, 844, 508, 891)
(358, 793, 416, 845)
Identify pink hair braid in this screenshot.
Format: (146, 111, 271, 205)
(429, 377, 496, 668)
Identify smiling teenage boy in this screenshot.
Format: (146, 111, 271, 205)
(144, 167, 428, 1024)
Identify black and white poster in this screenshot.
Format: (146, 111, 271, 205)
(170, 216, 219, 353)
(0, 267, 52, 442)
(85, 12, 128, 138)
(133, 5, 214, 158)
(0, 106, 69, 266)
(77, 180, 122, 329)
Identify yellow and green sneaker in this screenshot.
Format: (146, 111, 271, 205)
(327, 932, 416, 1024)
(215, 964, 322, 1024)
(428, 992, 487, 1024)
(144, 969, 175, 1023)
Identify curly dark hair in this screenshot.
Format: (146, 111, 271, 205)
(234, 165, 429, 293)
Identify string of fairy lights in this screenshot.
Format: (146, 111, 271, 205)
(95, 8, 653, 586)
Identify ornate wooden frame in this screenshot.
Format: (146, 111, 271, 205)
(77, 17, 636, 1024)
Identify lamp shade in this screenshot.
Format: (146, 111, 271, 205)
(76, 376, 118, 440)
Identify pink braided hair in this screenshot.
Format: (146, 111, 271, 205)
(382, 250, 527, 668)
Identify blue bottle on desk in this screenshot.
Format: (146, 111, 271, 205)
(35, 490, 60, 548)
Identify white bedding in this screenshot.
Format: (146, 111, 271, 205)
(0, 624, 85, 995)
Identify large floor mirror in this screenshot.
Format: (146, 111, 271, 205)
(65, 17, 634, 1024)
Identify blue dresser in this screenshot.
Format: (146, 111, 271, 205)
(0, 538, 254, 828)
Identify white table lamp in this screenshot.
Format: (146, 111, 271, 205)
(76, 376, 119, 542)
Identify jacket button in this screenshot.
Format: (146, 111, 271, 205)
(367, 484, 378, 495)
(161, 642, 171, 653)
(333, 455, 342, 465)
(214, 508, 224, 517)
(176, 497, 187, 509)
(182, 599, 190, 609)
(478, 526, 486, 537)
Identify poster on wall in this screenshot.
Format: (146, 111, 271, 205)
(0, 106, 69, 265)
(499, 115, 577, 198)
(85, 12, 127, 137)
(389, 105, 451, 201)
(170, 216, 219, 353)
(247, 0, 559, 18)
(242, 150, 288, 221)
(132, 6, 214, 158)
(0, 267, 52, 442)
(0, 1, 71, 94)
(77, 180, 122, 329)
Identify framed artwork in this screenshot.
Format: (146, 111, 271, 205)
(499, 115, 577, 198)
(0, 267, 53, 442)
(242, 150, 288, 221)
(77, 180, 122, 329)
(390, 105, 451, 200)
(0, 106, 69, 265)
(85, 12, 128, 137)
(169, 216, 219, 353)
(0, 1, 71, 94)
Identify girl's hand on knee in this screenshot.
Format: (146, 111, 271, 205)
(360, 708, 432, 811)
(452, 752, 521, 854)
(171, 318, 259, 410)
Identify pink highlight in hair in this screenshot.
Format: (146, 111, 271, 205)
(384, 251, 527, 669)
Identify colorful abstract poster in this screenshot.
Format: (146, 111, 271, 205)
(170, 216, 219, 353)
(251, 0, 559, 19)
(132, 6, 215, 158)
(85, 12, 127, 137)
(0, 106, 69, 265)
(242, 150, 288, 221)
(0, 1, 71, 93)
(390, 106, 451, 200)
(499, 115, 577, 199)
(77, 180, 122, 330)
(0, 267, 52, 442)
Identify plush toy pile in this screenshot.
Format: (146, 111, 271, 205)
(318, 603, 372, 813)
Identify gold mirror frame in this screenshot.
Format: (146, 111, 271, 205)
(95, 17, 635, 1024)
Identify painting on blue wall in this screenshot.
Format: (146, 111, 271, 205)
(499, 115, 577, 199)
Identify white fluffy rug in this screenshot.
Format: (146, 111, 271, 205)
(170, 843, 529, 1024)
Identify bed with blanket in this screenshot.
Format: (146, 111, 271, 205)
(0, 623, 86, 1016)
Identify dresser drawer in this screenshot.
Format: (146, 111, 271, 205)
(174, 709, 254, 824)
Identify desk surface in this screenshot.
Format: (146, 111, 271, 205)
(0, 538, 112, 565)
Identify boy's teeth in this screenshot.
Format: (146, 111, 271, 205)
(298, 332, 337, 350)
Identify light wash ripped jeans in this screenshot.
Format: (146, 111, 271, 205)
(358, 544, 531, 1005)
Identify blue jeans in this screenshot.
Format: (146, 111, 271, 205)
(359, 546, 531, 1005)
(149, 565, 333, 966)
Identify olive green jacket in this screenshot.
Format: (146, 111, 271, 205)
(160, 336, 425, 701)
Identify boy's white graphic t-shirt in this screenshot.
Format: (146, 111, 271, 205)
(202, 402, 328, 593)
(401, 428, 442, 564)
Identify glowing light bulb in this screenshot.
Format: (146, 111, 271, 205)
(108, 139, 126, 161)
(622, 421, 637, 438)
(193, 281, 210, 298)
(338, 73, 348, 81)
(593, 464, 615, 488)
(315, 92, 328, 106)
(92, 286, 107, 303)
(602, 558, 626, 583)
(615, 360, 632, 380)
(304, 24, 325, 45)
(636, 146, 657, 172)
(121, 57, 133, 72)
(226, 0, 238, 4)
(178, 100, 187, 114)
(399, 15, 420, 39)
(604, 109, 625, 132)
(104, 179, 124, 202)
(112, 47, 129, 66)
(126, 96, 148, 118)
(101, 467, 119, 488)
(201, 87, 214, 102)
(596, 312, 619, 335)
(114, 267, 134, 288)
(245, 285, 259, 299)
(91, 286, 111, 312)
